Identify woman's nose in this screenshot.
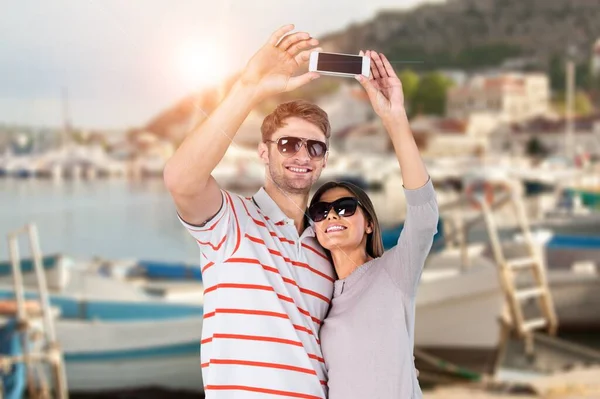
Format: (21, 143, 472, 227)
(326, 209, 340, 220)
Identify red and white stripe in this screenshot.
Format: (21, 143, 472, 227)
(180, 189, 333, 398)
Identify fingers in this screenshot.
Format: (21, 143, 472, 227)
(355, 74, 378, 101)
(268, 24, 295, 46)
(367, 50, 381, 80)
(371, 51, 388, 78)
(380, 53, 397, 78)
(277, 31, 311, 51)
(295, 47, 322, 65)
(287, 37, 319, 57)
(287, 72, 320, 92)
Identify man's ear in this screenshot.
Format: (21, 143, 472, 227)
(258, 142, 269, 165)
(322, 151, 329, 168)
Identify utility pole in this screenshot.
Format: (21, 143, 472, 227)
(565, 60, 575, 160)
(61, 87, 71, 147)
(565, 44, 577, 161)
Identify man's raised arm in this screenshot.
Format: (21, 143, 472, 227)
(163, 24, 321, 225)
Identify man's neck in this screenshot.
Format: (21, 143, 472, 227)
(264, 181, 310, 234)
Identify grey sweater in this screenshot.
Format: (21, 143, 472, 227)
(320, 179, 439, 399)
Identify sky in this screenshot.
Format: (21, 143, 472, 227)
(0, 0, 443, 130)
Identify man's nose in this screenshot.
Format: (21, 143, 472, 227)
(293, 143, 311, 162)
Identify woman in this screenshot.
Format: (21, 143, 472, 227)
(308, 50, 439, 399)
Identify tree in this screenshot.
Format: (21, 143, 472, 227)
(549, 54, 594, 92)
(552, 90, 595, 117)
(398, 69, 420, 113)
(549, 54, 565, 92)
(525, 136, 549, 158)
(412, 72, 453, 116)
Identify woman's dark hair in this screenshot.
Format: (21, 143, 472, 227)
(309, 181, 384, 259)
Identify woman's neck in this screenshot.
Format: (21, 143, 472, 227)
(330, 246, 372, 280)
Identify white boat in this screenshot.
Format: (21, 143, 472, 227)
(0, 256, 204, 393)
(56, 301, 203, 392)
(1, 155, 39, 178)
(415, 236, 600, 377)
(416, 245, 504, 374)
(534, 204, 600, 237)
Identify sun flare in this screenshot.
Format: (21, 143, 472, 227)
(178, 40, 229, 89)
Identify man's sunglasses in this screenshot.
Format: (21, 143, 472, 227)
(308, 197, 362, 223)
(264, 136, 328, 160)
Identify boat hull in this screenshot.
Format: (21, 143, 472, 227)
(415, 251, 505, 374)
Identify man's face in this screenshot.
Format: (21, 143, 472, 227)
(259, 117, 328, 195)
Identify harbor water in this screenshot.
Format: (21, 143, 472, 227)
(0, 178, 200, 263)
(0, 178, 403, 263)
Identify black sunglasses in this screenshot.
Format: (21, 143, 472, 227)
(264, 136, 328, 160)
(308, 197, 362, 223)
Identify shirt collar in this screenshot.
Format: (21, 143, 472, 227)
(253, 187, 288, 223)
(252, 187, 315, 235)
(303, 219, 316, 238)
(333, 259, 376, 297)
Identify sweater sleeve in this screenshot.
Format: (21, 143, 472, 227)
(383, 177, 439, 297)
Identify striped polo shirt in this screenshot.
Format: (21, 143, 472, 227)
(179, 187, 335, 399)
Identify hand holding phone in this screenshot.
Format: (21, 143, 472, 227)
(308, 51, 370, 78)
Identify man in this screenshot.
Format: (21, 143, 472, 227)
(164, 24, 334, 399)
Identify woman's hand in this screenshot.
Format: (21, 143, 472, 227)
(355, 50, 407, 125)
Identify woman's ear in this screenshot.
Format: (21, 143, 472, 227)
(366, 221, 373, 234)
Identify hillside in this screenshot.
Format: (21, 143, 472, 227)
(142, 0, 600, 142)
(320, 0, 600, 72)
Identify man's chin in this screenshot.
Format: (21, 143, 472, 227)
(281, 178, 314, 194)
(269, 168, 319, 194)
(287, 182, 312, 194)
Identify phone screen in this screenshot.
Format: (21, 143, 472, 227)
(317, 53, 363, 74)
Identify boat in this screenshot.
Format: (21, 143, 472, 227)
(533, 191, 600, 237)
(415, 244, 505, 375)
(55, 299, 203, 392)
(412, 233, 600, 382)
(382, 219, 445, 252)
(0, 258, 204, 393)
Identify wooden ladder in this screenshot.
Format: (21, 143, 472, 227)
(4, 223, 69, 399)
(476, 182, 558, 353)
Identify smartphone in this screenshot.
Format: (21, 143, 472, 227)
(309, 51, 370, 78)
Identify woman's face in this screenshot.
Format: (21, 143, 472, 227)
(312, 187, 372, 252)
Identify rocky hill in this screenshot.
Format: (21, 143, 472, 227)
(320, 0, 600, 72)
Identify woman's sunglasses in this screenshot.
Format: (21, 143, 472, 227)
(308, 197, 362, 223)
(264, 136, 328, 160)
